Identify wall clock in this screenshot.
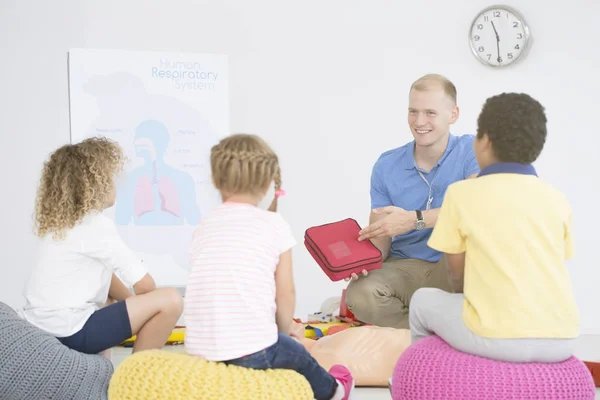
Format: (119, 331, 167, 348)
(469, 5, 531, 68)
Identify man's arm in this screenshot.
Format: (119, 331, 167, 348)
(368, 210, 392, 260)
(421, 208, 440, 229)
(360, 173, 479, 238)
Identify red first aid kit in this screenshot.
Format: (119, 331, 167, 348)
(304, 218, 383, 282)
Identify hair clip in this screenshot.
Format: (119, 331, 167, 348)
(275, 189, 286, 199)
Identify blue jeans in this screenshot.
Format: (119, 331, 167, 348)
(225, 333, 338, 400)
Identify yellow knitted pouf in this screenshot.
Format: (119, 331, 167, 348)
(108, 349, 315, 400)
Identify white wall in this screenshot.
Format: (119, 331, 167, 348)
(1, 0, 599, 332)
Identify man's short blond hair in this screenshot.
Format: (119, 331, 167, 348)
(410, 74, 457, 105)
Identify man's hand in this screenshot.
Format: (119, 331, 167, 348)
(344, 269, 369, 282)
(358, 206, 415, 241)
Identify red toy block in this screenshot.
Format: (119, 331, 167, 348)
(584, 361, 600, 387)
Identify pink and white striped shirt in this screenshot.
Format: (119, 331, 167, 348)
(184, 202, 296, 361)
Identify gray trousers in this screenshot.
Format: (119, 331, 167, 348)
(409, 288, 576, 363)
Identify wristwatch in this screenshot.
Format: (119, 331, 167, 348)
(415, 210, 426, 230)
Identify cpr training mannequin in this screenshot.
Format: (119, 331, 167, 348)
(290, 321, 411, 386)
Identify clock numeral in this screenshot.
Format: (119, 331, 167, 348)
(517, 33, 523, 39)
(498, 57, 503, 63)
(478, 46, 485, 52)
(486, 54, 491, 60)
(477, 24, 483, 29)
(493, 11, 500, 17)
(473, 35, 480, 41)
(514, 44, 520, 50)
(484, 16, 489, 22)
(513, 21, 519, 28)
(508, 53, 514, 59)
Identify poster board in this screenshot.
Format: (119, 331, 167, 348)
(68, 48, 229, 288)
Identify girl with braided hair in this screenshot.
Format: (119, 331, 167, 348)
(184, 134, 355, 400)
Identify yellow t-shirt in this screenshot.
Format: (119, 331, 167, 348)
(428, 170, 579, 339)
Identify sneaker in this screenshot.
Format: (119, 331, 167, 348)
(329, 364, 355, 400)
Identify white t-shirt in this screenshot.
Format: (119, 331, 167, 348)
(19, 212, 148, 337)
(184, 202, 296, 361)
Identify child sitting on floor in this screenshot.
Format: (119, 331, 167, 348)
(184, 133, 355, 400)
(409, 93, 579, 363)
(20, 137, 183, 355)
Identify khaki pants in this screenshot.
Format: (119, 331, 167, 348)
(344, 257, 452, 329)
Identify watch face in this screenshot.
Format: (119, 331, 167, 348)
(416, 221, 426, 230)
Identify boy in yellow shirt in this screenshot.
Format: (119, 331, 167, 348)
(408, 92, 579, 362)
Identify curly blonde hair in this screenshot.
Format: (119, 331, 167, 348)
(34, 136, 126, 239)
(210, 134, 282, 211)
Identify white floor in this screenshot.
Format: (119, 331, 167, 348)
(110, 334, 600, 399)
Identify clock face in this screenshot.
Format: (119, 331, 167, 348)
(469, 6, 530, 67)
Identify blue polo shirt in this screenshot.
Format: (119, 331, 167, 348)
(370, 133, 479, 262)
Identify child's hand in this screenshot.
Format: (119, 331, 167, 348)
(290, 331, 304, 341)
(290, 323, 304, 341)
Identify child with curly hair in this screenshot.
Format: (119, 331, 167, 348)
(184, 133, 355, 400)
(20, 137, 183, 355)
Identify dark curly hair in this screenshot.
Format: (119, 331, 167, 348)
(476, 93, 547, 164)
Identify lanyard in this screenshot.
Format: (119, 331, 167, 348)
(416, 167, 439, 210)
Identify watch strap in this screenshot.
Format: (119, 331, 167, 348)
(416, 210, 423, 221)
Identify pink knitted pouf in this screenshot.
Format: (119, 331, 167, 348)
(392, 335, 595, 400)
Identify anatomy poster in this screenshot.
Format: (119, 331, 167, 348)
(68, 48, 229, 287)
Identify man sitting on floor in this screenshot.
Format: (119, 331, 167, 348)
(345, 73, 479, 329)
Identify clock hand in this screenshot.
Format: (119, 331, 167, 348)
(490, 20, 500, 40)
(491, 21, 501, 63)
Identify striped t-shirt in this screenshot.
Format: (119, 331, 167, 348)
(184, 201, 296, 361)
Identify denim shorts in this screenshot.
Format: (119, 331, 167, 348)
(57, 300, 132, 354)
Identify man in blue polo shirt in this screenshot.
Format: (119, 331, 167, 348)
(345, 74, 479, 329)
